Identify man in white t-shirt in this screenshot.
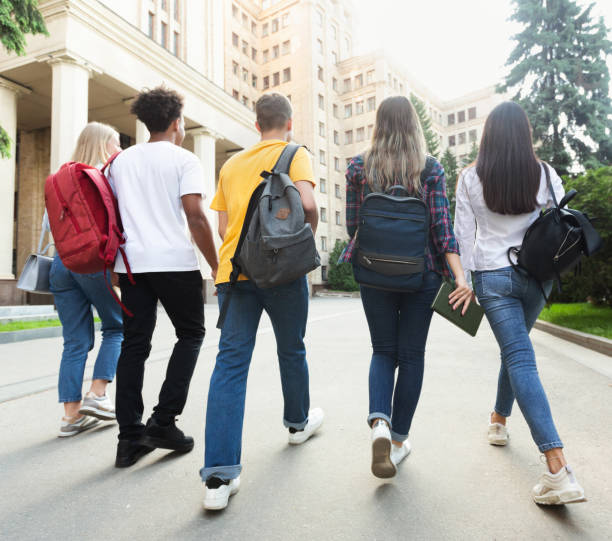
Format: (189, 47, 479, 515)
(107, 86, 218, 468)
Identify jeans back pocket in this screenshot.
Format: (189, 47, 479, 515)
(476, 270, 513, 299)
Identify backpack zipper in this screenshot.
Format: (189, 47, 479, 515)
(363, 256, 418, 265)
(52, 176, 82, 233)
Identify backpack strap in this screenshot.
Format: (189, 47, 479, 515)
(541, 162, 559, 209)
(269, 143, 301, 176)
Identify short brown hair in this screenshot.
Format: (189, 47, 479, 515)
(255, 93, 292, 132)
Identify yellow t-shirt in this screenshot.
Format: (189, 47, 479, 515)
(211, 139, 315, 284)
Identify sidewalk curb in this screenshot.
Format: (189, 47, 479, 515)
(534, 320, 612, 357)
(0, 322, 102, 344)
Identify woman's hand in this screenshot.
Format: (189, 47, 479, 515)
(448, 279, 476, 315)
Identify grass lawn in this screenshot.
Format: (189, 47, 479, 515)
(539, 303, 612, 340)
(0, 317, 101, 333)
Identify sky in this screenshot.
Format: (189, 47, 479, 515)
(353, 0, 612, 101)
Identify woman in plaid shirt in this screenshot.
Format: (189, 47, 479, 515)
(343, 96, 473, 479)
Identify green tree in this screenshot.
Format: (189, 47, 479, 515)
(0, 0, 48, 158)
(410, 93, 440, 158)
(465, 142, 479, 166)
(440, 147, 459, 214)
(499, 0, 612, 174)
(327, 239, 359, 292)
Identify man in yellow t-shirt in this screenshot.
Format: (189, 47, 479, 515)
(201, 93, 325, 511)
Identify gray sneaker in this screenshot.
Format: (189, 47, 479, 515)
(79, 391, 116, 421)
(59, 415, 100, 437)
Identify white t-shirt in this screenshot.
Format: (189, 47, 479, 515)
(107, 142, 204, 273)
(454, 163, 565, 282)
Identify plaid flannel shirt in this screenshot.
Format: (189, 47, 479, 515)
(340, 154, 459, 278)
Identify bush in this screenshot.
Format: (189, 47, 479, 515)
(550, 167, 612, 306)
(327, 239, 359, 291)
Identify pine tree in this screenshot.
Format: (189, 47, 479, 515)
(0, 0, 48, 158)
(410, 93, 440, 158)
(465, 142, 479, 166)
(440, 148, 459, 215)
(500, 0, 612, 174)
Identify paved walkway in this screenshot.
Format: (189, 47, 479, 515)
(0, 298, 611, 540)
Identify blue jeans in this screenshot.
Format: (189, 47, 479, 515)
(473, 267, 562, 452)
(361, 271, 442, 442)
(200, 277, 310, 481)
(49, 256, 123, 403)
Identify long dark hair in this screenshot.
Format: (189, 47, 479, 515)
(476, 101, 541, 215)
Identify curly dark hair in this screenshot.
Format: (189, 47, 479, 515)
(130, 86, 184, 133)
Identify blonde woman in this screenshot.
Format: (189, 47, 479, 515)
(342, 96, 472, 478)
(48, 122, 123, 437)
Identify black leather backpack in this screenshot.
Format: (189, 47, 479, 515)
(508, 164, 602, 292)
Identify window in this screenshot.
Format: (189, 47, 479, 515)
(242, 68, 248, 82)
(252, 21, 257, 35)
(282, 13, 290, 27)
(232, 4, 238, 18)
(346, 157, 352, 166)
(262, 23, 269, 36)
(272, 18, 279, 32)
(367, 124, 374, 138)
(356, 127, 365, 142)
(468, 107, 477, 120)
(148, 12, 154, 38)
(447, 113, 455, 126)
(331, 25, 337, 39)
(316, 10, 323, 26)
(319, 150, 326, 165)
(344, 37, 350, 54)
(318, 66, 324, 82)
(469, 129, 477, 143)
(345, 130, 353, 144)
(317, 39, 323, 54)
(320, 207, 327, 222)
(272, 45, 279, 58)
(242, 40, 248, 55)
(282, 40, 290, 55)
(355, 74, 363, 88)
(393, 78, 398, 90)
(332, 51, 337, 65)
(263, 76, 269, 89)
(321, 265, 328, 281)
(320, 179, 327, 193)
(344, 104, 352, 118)
(366, 70, 374, 84)
(173, 31, 179, 55)
(335, 211, 341, 225)
(332, 77, 338, 92)
(232, 61, 239, 75)
(343, 78, 351, 92)
(252, 101, 256, 111)
(333, 104, 338, 118)
(263, 49, 269, 63)
(161, 22, 167, 47)
(242, 13, 248, 28)
(335, 184, 341, 198)
(333, 130, 339, 145)
(242, 96, 249, 106)
(334, 157, 340, 171)
(232, 90, 239, 100)
(161, 0, 167, 11)
(252, 74, 258, 88)
(174, 0, 179, 21)
(399, 83, 404, 94)
(286, 95, 291, 102)
(232, 33, 239, 48)
(283, 68, 291, 83)
(355, 101, 364, 115)
(319, 121, 325, 137)
(448, 135, 456, 146)
(318, 94, 325, 110)
(273, 72, 280, 86)
(387, 73, 392, 86)
(367, 96, 376, 112)
(458, 132, 466, 145)
(458, 110, 466, 123)
(321, 236, 327, 252)
(251, 47, 257, 61)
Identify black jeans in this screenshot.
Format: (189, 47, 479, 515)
(116, 271, 205, 441)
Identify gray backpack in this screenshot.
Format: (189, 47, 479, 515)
(217, 143, 320, 328)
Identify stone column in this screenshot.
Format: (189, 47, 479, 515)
(135, 119, 150, 144)
(0, 79, 21, 279)
(49, 58, 91, 172)
(189, 128, 221, 302)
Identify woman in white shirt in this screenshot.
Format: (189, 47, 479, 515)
(453, 102, 585, 505)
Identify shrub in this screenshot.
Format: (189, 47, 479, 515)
(327, 240, 359, 292)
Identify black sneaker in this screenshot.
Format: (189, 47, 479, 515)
(139, 417, 194, 453)
(115, 440, 155, 468)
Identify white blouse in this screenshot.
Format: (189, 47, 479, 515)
(454, 164, 565, 282)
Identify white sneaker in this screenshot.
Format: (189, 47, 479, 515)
(391, 440, 411, 467)
(532, 465, 586, 505)
(488, 416, 509, 446)
(371, 420, 395, 479)
(79, 391, 116, 421)
(288, 408, 324, 445)
(203, 477, 241, 511)
(58, 415, 100, 437)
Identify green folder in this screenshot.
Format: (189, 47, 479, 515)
(431, 281, 485, 337)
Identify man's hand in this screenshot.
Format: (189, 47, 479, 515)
(182, 194, 219, 277)
(294, 180, 318, 234)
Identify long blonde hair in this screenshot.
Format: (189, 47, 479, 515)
(72, 122, 119, 166)
(364, 96, 426, 193)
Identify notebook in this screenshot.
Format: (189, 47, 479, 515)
(431, 281, 485, 337)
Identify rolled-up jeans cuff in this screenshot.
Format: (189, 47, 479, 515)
(283, 417, 308, 430)
(494, 407, 512, 418)
(538, 441, 564, 453)
(59, 395, 82, 403)
(199, 464, 242, 482)
(367, 412, 391, 428)
(390, 430, 408, 443)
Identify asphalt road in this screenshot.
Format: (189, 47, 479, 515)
(0, 297, 611, 541)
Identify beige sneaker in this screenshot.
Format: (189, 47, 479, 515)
(488, 415, 509, 446)
(79, 391, 116, 421)
(532, 465, 586, 505)
(59, 415, 100, 437)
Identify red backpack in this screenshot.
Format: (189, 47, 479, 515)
(44, 153, 134, 314)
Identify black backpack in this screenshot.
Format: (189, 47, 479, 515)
(508, 164, 602, 291)
(352, 157, 434, 292)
